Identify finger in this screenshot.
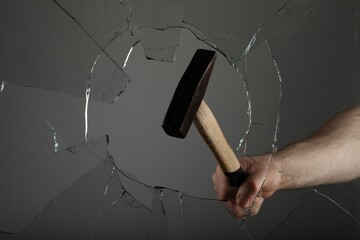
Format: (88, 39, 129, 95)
(236, 176, 263, 208)
(213, 165, 236, 200)
(212, 165, 225, 185)
(248, 196, 264, 216)
(226, 195, 264, 219)
(224, 201, 247, 219)
(262, 190, 275, 199)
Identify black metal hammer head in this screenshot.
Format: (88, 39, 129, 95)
(162, 49, 217, 138)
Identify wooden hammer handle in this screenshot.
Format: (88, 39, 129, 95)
(194, 100, 246, 186)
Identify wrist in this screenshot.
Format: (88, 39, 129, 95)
(271, 141, 314, 190)
(270, 145, 299, 190)
(254, 152, 286, 192)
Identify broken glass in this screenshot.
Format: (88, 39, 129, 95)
(0, 81, 66, 166)
(1, 0, 360, 239)
(0, 135, 109, 234)
(0, 0, 130, 103)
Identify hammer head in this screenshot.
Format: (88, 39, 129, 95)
(162, 49, 217, 138)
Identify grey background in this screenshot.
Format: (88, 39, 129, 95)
(0, 0, 360, 239)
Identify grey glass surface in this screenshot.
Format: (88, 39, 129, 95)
(0, 0, 359, 239)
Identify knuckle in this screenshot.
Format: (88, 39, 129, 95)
(247, 179, 260, 192)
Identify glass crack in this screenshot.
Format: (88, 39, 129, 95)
(313, 188, 360, 226)
(2, 0, 360, 238)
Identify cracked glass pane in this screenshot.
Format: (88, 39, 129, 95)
(181, 195, 251, 239)
(129, 0, 182, 61)
(0, 135, 109, 235)
(0, 1, 130, 103)
(182, 0, 289, 61)
(1, 0, 360, 239)
(9, 85, 90, 148)
(236, 41, 281, 154)
(0, 82, 65, 166)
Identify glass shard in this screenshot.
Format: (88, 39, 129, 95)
(147, 188, 169, 239)
(139, 27, 181, 62)
(54, 0, 132, 49)
(182, 0, 290, 62)
(15, 157, 115, 239)
(129, 0, 182, 61)
(263, 189, 360, 239)
(0, 82, 67, 167)
(13, 85, 88, 147)
(0, 135, 109, 234)
(236, 41, 281, 155)
(92, 190, 152, 240)
(0, 80, 4, 92)
(0, 1, 129, 103)
(181, 195, 250, 239)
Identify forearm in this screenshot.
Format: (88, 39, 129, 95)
(213, 106, 360, 218)
(274, 106, 360, 190)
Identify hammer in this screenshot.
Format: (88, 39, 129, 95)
(162, 49, 246, 187)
